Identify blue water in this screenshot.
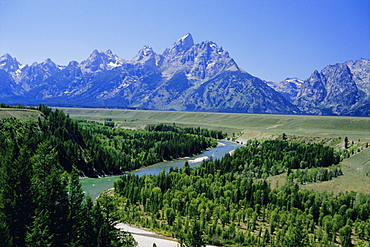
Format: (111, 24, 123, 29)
(80, 140, 242, 199)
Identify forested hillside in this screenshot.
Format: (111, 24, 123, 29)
(0, 110, 136, 246)
(0, 105, 223, 246)
(1, 104, 369, 246)
(81, 122, 223, 175)
(113, 140, 370, 246)
(0, 105, 221, 177)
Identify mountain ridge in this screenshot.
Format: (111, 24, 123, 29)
(0, 34, 368, 116)
(272, 59, 370, 116)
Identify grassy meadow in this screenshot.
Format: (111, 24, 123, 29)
(266, 148, 370, 194)
(302, 148, 370, 194)
(0, 108, 41, 121)
(60, 107, 370, 142)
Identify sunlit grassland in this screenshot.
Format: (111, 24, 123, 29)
(267, 148, 370, 194)
(59, 107, 370, 142)
(0, 108, 41, 120)
(303, 148, 370, 194)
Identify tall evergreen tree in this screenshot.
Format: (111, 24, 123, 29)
(186, 220, 205, 247)
(67, 171, 91, 246)
(0, 143, 33, 247)
(339, 225, 353, 247)
(27, 141, 69, 245)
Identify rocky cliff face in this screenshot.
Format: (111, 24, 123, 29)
(160, 33, 240, 80)
(0, 34, 368, 116)
(267, 59, 370, 116)
(266, 78, 303, 102)
(346, 59, 370, 100)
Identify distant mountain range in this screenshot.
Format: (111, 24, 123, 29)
(0, 33, 369, 116)
(268, 59, 370, 116)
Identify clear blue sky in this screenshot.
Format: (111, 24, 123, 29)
(1, 0, 369, 82)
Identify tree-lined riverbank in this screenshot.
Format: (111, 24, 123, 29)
(80, 141, 242, 198)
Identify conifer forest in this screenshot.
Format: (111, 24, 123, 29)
(0, 105, 369, 246)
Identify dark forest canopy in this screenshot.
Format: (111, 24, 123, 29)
(79, 121, 219, 176)
(0, 127, 136, 246)
(145, 123, 227, 139)
(0, 104, 220, 177)
(113, 141, 369, 246)
(0, 104, 224, 247)
(1, 104, 369, 246)
(0, 143, 137, 246)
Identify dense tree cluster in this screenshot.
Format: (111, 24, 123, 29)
(0, 105, 221, 246)
(113, 141, 368, 246)
(114, 171, 369, 246)
(0, 103, 37, 109)
(145, 123, 226, 139)
(0, 118, 136, 246)
(199, 139, 341, 179)
(0, 105, 218, 177)
(291, 166, 342, 184)
(80, 121, 218, 175)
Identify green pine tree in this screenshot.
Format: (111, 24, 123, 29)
(186, 220, 205, 247)
(0, 143, 33, 247)
(339, 225, 353, 247)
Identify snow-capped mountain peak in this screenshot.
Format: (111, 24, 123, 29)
(160, 34, 240, 79)
(132, 46, 155, 62)
(80, 50, 124, 74)
(0, 34, 368, 116)
(0, 53, 20, 72)
(164, 33, 194, 55)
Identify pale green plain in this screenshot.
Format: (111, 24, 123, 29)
(59, 107, 370, 142)
(0, 108, 42, 121)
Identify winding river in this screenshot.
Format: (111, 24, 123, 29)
(80, 140, 241, 247)
(80, 140, 241, 199)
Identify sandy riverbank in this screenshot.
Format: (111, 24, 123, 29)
(188, 156, 209, 164)
(117, 223, 216, 247)
(116, 223, 179, 247)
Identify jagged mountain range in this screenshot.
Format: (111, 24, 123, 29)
(0, 33, 369, 116)
(268, 59, 370, 116)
